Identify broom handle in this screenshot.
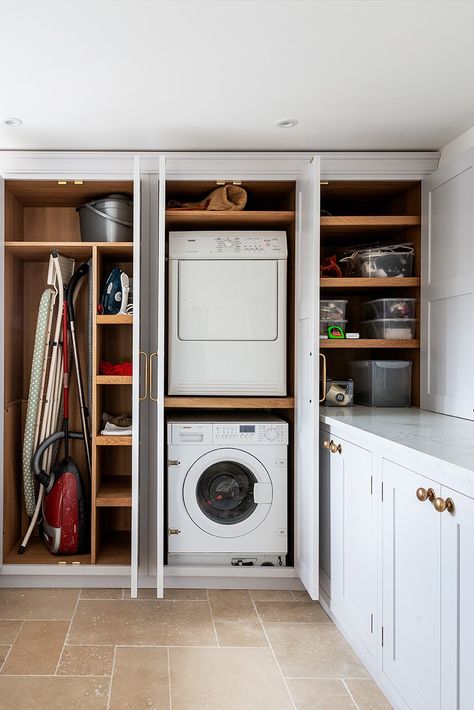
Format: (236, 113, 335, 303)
(62, 300, 69, 458)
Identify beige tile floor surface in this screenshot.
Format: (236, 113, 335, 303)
(0, 588, 393, 710)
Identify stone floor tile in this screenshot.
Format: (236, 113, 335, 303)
(109, 646, 170, 709)
(255, 600, 330, 623)
(0, 676, 109, 710)
(346, 679, 394, 709)
(0, 621, 22, 645)
(215, 621, 268, 647)
(208, 589, 258, 622)
(265, 622, 370, 679)
(291, 590, 312, 602)
(287, 678, 356, 709)
(68, 600, 216, 646)
(249, 590, 294, 602)
(0, 589, 79, 620)
(58, 645, 114, 676)
(1, 620, 69, 675)
(0, 648, 9, 669)
(80, 588, 123, 600)
(169, 647, 293, 709)
(164, 588, 207, 600)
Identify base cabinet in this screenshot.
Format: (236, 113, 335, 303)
(320, 420, 474, 710)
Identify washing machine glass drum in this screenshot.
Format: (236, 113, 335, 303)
(183, 448, 273, 539)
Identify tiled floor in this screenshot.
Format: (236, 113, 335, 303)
(0, 588, 393, 709)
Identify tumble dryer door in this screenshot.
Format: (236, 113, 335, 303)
(183, 448, 272, 538)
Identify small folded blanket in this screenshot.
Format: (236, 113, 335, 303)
(101, 411, 132, 435)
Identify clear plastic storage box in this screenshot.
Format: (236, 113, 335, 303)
(319, 320, 348, 337)
(363, 298, 416, 320)
(360, 319, 416, 340)
(320, 299, 348, 320)
(340, 244, 414, 278)
(351, 360, 412, 406)
(324, 378, 354, 407)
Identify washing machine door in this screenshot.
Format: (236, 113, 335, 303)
(183, 448, 273, 538)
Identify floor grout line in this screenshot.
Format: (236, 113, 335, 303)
(342, 679, 361, 710)
(0, 620, 25, 673)
(106, 646, 117, 710)
(206, 593, 220, 647)
(167, 646, 172, 710)
(54, 592, 81, 675)
(250, 595, 297, 710)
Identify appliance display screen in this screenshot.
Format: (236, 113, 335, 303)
(239, 425, 255, 433)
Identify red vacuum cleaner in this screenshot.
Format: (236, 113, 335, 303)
(33, 263, 91, 555)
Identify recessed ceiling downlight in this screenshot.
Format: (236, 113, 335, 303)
(2, 117, 23, 127)
(276, 118, 298, 128)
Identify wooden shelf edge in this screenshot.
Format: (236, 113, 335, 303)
(96, 315, 133, 324)
(165, 209, 295, 224)
(96, 476, 132, 507)
(320, 215, 420, 227)
(96, 435, 133, 446)
(320, 277, 420, 288)
(96, 375, 133, 385)
(164, 396, 295, 409)
(320, 339, 420, 349)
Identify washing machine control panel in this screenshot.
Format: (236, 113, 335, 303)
(213, 422, 288, 445)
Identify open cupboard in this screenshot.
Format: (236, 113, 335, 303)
(0, 151, 439, 597)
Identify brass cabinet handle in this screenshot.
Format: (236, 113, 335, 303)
(319, 353, 327, 403)
(322, 439, 331, 450)
(433, 496, 455, 514)
(149, 352, 158, 402)
(329, 440, 342, 455)
(139, 351, 148, 401)
(416, 487, 435, 503)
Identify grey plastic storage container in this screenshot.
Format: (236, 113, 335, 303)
(363, 298, 416, 320)
(360, 318, 416, 340)
(351, 360, 412, 406)
(320, 299, 348, 320)
(324, 378, 354, 407)
(340, 243, 414, 278)
(77, 193, 133, 242)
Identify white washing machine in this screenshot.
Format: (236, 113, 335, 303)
(167, 415, 288, 567)
(168, 231, 287, 395)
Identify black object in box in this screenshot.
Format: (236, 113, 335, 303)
(325, 378, 354, 407)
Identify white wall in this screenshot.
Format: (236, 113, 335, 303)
(439, 127, 474, 166)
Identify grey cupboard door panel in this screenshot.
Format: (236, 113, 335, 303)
(421, 149, 474, 420)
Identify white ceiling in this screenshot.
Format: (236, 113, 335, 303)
(1, 0, 474, 152)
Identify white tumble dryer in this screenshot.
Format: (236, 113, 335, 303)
(168, 231, 287, 395)
(167, 415, 288, 567)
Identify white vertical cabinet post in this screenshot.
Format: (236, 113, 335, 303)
(318, 429, 331, 598)
(382, 459, 441, 710)
(130, 156, 142, 597)
(441, 485, 474, 710)
(0, 175, 4, 571)
(421, 148, 474, 419)
(295, 156, 320, 600)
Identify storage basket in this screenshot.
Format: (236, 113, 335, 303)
(360, 319, 416, 340)
(363, 298, 416, 320)
(340, 243, 414, 278)
(351, 360, 412, 406)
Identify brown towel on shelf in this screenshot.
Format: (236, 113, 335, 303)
(167, 184, 247, 211)
(102, 412, 132, 427)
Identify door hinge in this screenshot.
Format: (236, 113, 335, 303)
(168, 459, 180, 466)
(370, 476, 373, 495)
(381, 626, 384, 647)
(168, 528, 181, 536)
(381, 481, 384, 502)
(371, 613, 374, 634)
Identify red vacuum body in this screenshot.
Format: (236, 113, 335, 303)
(41, 456, 87, 554)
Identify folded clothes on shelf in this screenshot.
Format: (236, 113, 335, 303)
(101, 412, 132, 436)
(100, 360, 133, 376)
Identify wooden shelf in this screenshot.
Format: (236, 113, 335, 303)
(164, 396, 295, 409)
(96, 435, 133, 446)
(96, 314, 133, 325)
(320, 277, 420, 288)
(95, 532, 131, 565)
(166, 209, 295, 227)
(320, 339, 420, 349)
(96, 375, 133, 385)
(4, 241, 133, 260)
(96, 476, 132, 507)
(320, 215, 420, 233)
(6, 537, 91, 565)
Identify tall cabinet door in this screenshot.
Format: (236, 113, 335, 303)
(421, 149, 474, 419)
(295, 156, 320, 599)
(382, 459, 441, 710)
(441, 485, 474, 710)
(0, 174, 4, 570)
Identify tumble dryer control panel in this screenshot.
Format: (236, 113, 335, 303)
(169, 231, 288, 259)
(214, 422, 288, 445)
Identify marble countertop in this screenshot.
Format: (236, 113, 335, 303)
(320, 406, 474, 475)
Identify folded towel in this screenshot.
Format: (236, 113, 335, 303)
(167, 184, 247, 211)
(101, 421, 133, 436)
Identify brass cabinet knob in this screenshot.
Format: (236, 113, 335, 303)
(416, 487, 435, 502)
(329, 440, 342, 455)
(434, 497, 455, 514)
(323, 439, 331, 450)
